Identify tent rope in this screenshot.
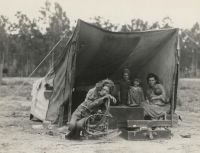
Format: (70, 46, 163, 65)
(13, 32, 68, 96)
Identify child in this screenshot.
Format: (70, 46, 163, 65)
(119, 68, 131, 105)
(128, 78, 145, 106)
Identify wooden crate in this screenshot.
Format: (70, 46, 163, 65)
(126, 120, 172, 128)
(120, 128, 172, 140)
(166, 113, 179, 126)
(108, 106, 144, 129)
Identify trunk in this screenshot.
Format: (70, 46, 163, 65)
(26, 56, 29, 76)
(191, 50, 198, 77)
(0, 63, 3, 84)
(0, 52, 4, 84)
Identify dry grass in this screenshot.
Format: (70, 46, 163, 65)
(177, 78, 200, 113)
(0, 77, 40, 98)
(1, 77, 40, 85)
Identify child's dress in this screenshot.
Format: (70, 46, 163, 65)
(128, 86, 145, 106)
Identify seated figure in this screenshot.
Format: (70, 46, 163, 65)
(141, 73, 170, 120)
(66, 79, 116, 139)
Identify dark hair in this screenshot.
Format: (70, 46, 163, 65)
(122, 68, 130, 77)
(146, 73, 160, 84)
(95, 79, 115, 93)
(133, 78, 141, 83)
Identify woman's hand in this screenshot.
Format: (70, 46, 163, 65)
(146, 99, 150, 104)
(150, 96, 156, 100)
(103, 94, 117, 104)
(150, 95, 162, 100)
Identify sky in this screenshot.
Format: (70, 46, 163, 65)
(0, 0, 200, 29)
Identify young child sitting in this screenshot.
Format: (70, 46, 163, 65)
(128, 78, 145, 106)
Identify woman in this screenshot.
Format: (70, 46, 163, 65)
(142, 73, 170, 120)
(66, 79, 116, 139)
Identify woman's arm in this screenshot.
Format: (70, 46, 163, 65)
(84, 88, 96, 101)
(151, 84, 166, 102)
(87, 94, 116, 110)
(140, 88, 145, 102)
(118, 91, 121, 103)
(87, 97, 105, 110)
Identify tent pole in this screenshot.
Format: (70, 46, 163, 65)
(58, 104, 65, 127)
(171, 63, 179, 127)
(67, 42, 77, 123)
(67, 63, 73, 123)
(66, 23, 79, 124)
(171, 64, 178, 127)
(171, 77, 175, 127)
(171, 31, 180, 127)
(68, 90, 73, 122)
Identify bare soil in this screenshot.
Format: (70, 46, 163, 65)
(0, 78, 200, 153)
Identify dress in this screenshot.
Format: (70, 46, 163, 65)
(128, 86, 145, 106)
(141, 84, 170, 119)
(67, 88, 107, 139)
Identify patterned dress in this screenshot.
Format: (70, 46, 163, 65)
(141, 84, 170, 119)
(128, 86, 145, 106)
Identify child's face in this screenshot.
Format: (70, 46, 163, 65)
(133, 80, 140, 86)
(123, 73, 129, 81)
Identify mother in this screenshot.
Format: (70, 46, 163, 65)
(142, 73, 170, 120)
(66, 79, 116, 139)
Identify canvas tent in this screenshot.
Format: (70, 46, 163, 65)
(31, 19, 180, 124)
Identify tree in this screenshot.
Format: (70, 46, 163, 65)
(0, 15, 9, 83)
(3, 1, 72, 77)
(90, 16, 118, 31)
(120, 18, 149, 32)
(180, 23, 200, 77)
(39, 1, 72, 69)
(161, 17, 173, 28)
(8, 12, 37, 76)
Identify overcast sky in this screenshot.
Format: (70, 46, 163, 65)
(0, 0, 199, 29)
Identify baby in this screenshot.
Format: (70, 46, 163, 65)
(128, 78, 145, 106)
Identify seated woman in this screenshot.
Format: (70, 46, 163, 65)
(141, 73, 170, 120)
(128, 78, 145, 106)
(66, 79, 116, 139)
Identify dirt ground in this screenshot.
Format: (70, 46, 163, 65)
(0, 78, 200, 153)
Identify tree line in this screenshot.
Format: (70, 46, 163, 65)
(0, 1, 200, 79)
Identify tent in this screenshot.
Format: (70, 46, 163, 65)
(30, 19, 180, 124)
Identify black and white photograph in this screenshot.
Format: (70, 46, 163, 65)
(0, 0, 200, 153)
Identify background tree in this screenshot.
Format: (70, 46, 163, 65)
(0, 1, 199, 78)
(38, 1, 72, 72)
(90, 16, 118, 31)
(180, 23, 200, 77)
(8, 12, 35, 76)
(3, 1, 72, 77)
(120, 18, 149, 32)
(0, 15, 9, 83)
